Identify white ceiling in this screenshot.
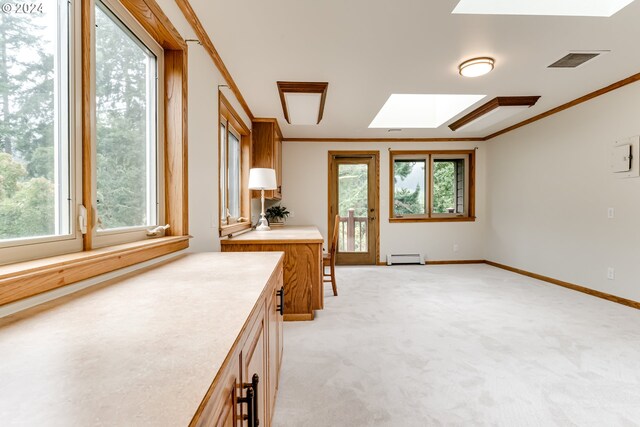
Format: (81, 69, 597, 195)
(190, 0, 640, 139)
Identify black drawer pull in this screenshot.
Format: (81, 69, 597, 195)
(252, 374, 259, 426)
(238, 386, 254, 426)
(276, 286, 284, 316)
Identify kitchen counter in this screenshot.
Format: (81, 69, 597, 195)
(221, 226, 324, 320)
(0, 252, 284, 426)
(224, 226, 324, 244)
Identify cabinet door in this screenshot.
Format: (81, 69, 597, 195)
(276, 272, 284, 377)
(267, 278, 284, 424)
(193, 354, 241, 427)
(215, 364, 239, 427)
(242, 309, 267, 427)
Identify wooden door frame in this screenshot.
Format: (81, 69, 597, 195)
(327, 151, 380, 265)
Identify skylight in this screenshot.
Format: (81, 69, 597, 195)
(368, 94, 486, 129)
(452, 0, 635, 17)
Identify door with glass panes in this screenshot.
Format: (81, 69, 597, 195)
(328, 152, 379, 265)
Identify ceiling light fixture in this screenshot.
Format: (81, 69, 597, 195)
(459, 57, 494, 78)
(277, 81, 329, 125)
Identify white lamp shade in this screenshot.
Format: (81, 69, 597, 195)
(248, 168, 277, 190)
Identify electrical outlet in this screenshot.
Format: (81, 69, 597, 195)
(607, 207, 615, 219)
(607, 267, 615, 280)
(289, 211, 295, 218)
(453, 244, 459, 252)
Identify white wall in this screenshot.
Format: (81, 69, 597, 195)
(486, 82, 640, 302)
(156, 0, 250, 252)
(281, 142, 487, 262)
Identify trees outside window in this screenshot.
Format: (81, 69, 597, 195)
(0, 3, 69, 240)
(390, 151, 474, 221)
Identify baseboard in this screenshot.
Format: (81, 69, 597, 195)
(376, 260, 485, 266)
(485, 260, 640, 311)
(426, 260, 486, 265)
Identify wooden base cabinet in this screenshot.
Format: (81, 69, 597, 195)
(191, 264, 284, 427)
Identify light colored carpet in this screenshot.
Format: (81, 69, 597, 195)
(271, 264, 640, 427)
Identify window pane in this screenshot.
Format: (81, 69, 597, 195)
(337, 163, 368, 252)
(95, 3, 157, 230)
(393, 160, 425, 216)
(219, 122, 227, 225)
(227, 131, 240, 220)
(0, 1, 70, 241)
(432, 159, 464, 214)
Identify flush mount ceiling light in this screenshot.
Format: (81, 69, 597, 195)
(452, 0, 635, 17)
(368, 94, 486, 129)
(448, 96, 541, 132)
(459, 57, 494, 78)
(277, 81, 328, 125)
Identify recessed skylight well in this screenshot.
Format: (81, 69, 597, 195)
(452, 0, 635, 17)
(368, 94, 486, 129)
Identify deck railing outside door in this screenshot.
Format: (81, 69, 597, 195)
(338, 208, 368, 252)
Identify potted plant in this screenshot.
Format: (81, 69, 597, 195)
(265, 205, 290, 226)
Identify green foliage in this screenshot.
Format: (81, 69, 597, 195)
(94, 6, 150, 229)
(393, 161, 424, 215)
(0, 152, 25, 198)
(394, 184, 422, 215)
(338, 164, 368, 217)
(0, 153, 54, 239)
(432, 162, 456, 213)
(0, 11, 56, 239)
(265, 204, 290, 221)
(0, 6, 155, 240)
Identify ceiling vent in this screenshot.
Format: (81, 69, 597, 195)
(548, 53, 600, 68)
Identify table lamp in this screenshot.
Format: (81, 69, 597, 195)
(248, 168, 277, 231)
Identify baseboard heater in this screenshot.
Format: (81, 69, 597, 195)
(386, 253, 425, 265)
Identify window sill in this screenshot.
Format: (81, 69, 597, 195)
(389, 217, 476, 223)
(220, 222, 251, 237)
(0, 236, 190, 306)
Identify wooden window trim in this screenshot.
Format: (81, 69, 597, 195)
(0, 236, 189, 306)
(219, 92, 251, 237)
(389, 150, 476, 223)
(0, 0, 188, 307)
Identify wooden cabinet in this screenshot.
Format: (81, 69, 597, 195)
(252, 119, 283, 200)
(193, 261, 284, 427)
(267, 275, 284, 423)
(221, 227, 324, 321)
(241, 305, 266, 427)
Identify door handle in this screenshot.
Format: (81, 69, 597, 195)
(276, 286, 284, 316)
(369, 217, 375, 220)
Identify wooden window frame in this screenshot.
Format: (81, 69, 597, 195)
(0, 0, 188, 307)
(389, 150, 476, 223)
(218, 92, 251, 237)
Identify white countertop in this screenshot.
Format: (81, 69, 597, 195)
(221, 226, 324, 244)
(0, 252, 283, 426)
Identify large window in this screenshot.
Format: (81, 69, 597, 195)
(390, 150, 475, 222)
(0, 0, 183, 267)
(0, 0, 187, 304)
(0, 0, 81, 263)
(93, 0, 164, 247)
(219, 92, 250, 236)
